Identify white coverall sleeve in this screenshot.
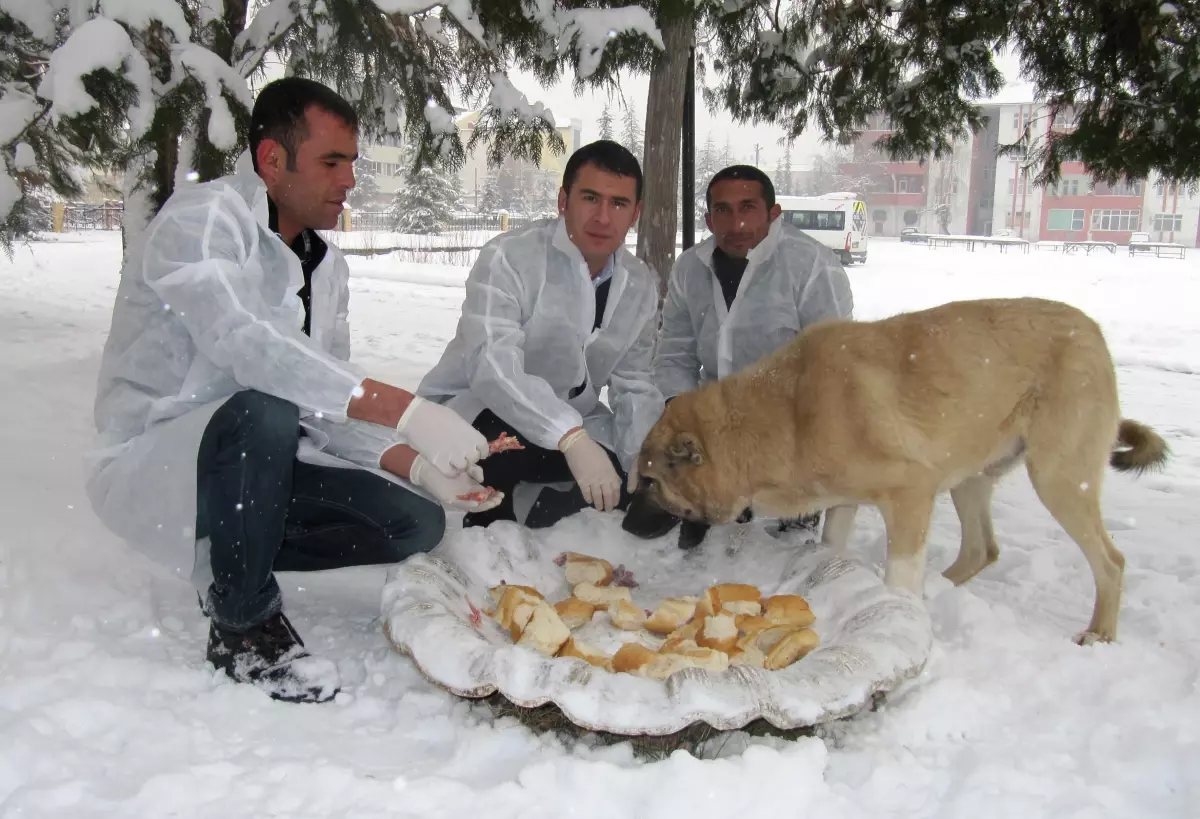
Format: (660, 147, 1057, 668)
(797, 251, 855, 327)
(608, 302, 666, 471)
(651, 263, 702, 400)
(460, 242, 583, 450)
(141, 191, 365, 422)
(302, 261, 399, 469)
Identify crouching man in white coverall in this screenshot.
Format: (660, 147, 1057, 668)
(417, 140, 665, 529)
(85, 78, 502, 704)
(621, 165, 855, 549)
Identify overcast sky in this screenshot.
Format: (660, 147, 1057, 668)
(493, 50, 1028, 171)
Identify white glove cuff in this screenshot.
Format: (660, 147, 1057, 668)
(558, 428, 588, 452)
(408, 453, 428, 488)
(395, 395, 426, 434)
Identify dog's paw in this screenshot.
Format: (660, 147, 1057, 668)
(1073, 630, 1115, 646)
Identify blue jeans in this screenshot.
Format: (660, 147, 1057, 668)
(196, 391, 446, 631)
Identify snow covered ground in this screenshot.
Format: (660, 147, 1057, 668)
(1, 233, 1197, 817)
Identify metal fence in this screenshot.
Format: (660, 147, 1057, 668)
(62, 203, 123, 231)
(351, 210, 544, 233)
(53, 200, 543, 238)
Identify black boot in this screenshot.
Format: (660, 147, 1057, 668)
(207, 613, 341, 704)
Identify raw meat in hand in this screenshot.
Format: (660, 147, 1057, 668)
(489, 432, 525, 454)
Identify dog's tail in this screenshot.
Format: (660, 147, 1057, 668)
(1110, 419, 1170, 475)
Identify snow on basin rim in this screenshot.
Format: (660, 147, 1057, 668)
(380, 516, 933, 736)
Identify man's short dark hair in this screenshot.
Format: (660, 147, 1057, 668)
(249, 77, 359, 171)
(705, 164, 776, 211)
(562, 139, 644, 202)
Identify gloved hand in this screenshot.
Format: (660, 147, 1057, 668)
(395, 396, 490, 478)
(410, 454, 503, 513)
(559, 428, 622, 512)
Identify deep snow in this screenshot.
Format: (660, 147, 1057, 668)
(0, 232, 1197, 818)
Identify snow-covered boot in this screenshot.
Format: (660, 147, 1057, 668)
(206, 613, 340, 704)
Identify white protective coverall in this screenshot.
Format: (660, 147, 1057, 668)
(653, 218, 855, 398)
(85, 153, 428, 586)
(416, 218, 664, 474)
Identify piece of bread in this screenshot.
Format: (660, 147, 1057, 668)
(553, 597, 596, 629)
(658, 639, 730, 673)
(659, 620, 702, 653)
(488, 583, 544, 605)
(697, 583, 762, 617)
(696, 613, 738, 653)
(762, 595, 815, 628)
(557, 637, 612, 671)
(644, 598, 697, 635)
(573, 582, 633, 609)
(738, 624, 797, 654)
(494, 586, 545, 637)
(609, 598, 648, 631)
(562, 553, 614, 587)
(734, 614, 768, 634)
(634, 653, 698, 680)
(612, 642, 659, 673)
(764, 628, 820, 670)
(515, 602, 572, 657)
(721, 600, 762, 617)
(728, 645, 766, 668)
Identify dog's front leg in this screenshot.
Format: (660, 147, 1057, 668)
(820, 504, 859, 549)
(877, 491, 936, 596)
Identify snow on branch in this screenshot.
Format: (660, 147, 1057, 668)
(0, 85, 45, 148)
(233, 0, 299, 77)
(555, 7, 664, 78)
(1, 0, 62, 42)
(99, 0, 192, 43)
(175, 44, 253, 150)
(39, 17, 156, 138)
(487, 72, 554, 127)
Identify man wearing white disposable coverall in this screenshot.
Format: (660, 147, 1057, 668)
(85, 78, 501, 705)
(622, 165, 854, 549)
(417, 140, 664, 529)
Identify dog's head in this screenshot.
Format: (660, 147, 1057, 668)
(635, 392, 748, 525)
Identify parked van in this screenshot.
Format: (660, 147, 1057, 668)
(775, 193, 869, 265)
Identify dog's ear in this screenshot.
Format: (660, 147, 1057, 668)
(667, 432, 704, 466)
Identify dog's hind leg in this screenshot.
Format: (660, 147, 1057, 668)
(1024, 456, 1125, 644)
(1023, 400, 1126, 644)
(943, 475, 1000, 586)
(820, 504, 858, 549)
(877, 490, 937, 596)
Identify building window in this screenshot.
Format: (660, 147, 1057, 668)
(1091, 209, 1141, 231)
(898, 178, 908, 192)
(1047, 209, 1085, 231)
(1012, 112, 1020, 129)
(1151, 213, 1183, 232)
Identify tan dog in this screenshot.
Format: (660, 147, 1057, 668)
(635, 297, 1168, 645)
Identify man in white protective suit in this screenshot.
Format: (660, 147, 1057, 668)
(620, 164, 855, 549)
(85, 78, 504, 704)
(416, 140, 665, 530)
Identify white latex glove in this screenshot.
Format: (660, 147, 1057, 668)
(395, 396, 490, 478)
(410, 455, 503, 513)
(559, 429, 621, 513)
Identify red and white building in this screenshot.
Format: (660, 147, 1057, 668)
(834, 91, 1200, 246)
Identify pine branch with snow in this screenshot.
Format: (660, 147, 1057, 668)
(703, 0, 1200, 186)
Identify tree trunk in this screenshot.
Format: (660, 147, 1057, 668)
(635, 14, 693, 294)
